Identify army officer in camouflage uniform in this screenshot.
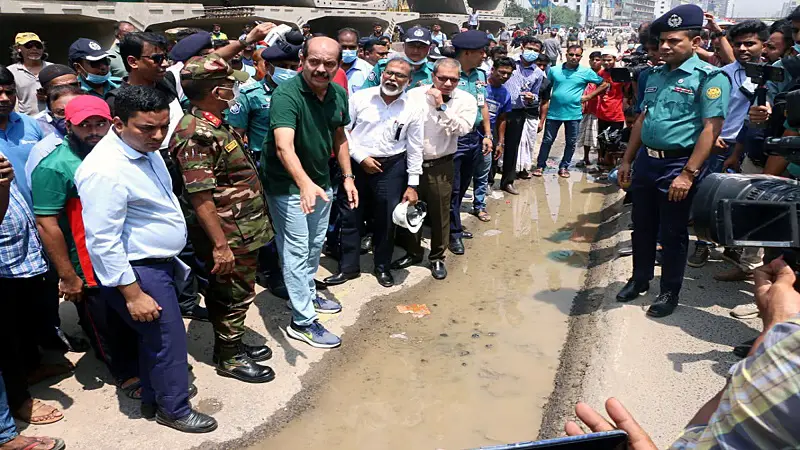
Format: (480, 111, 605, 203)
(170, 54, 275, 384)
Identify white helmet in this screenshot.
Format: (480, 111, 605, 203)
(392, 201, 427, 233)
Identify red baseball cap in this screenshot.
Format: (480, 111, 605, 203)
(65, 96, 112, 125)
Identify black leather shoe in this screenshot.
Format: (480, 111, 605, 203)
(374, 270, 394, 287)
(156, 409, 218, 434)
(502, 184, 519, 195)
(142, 384, 198, 419)
(449, 237, 465, 255)
(616, 279, 649, 302)
(617, 246, 633, 257)
(462, 230, 473, 239)
(391, 254, 423, 270)
(242, 343, 272, 362)
(431, 260, 447, 280)
(216, 353, 275, 383)
(323, 272, 360, 286)
(181, 304, 209, 322)
(647, 292, 679, 318)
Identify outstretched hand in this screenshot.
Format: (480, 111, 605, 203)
(565, 398, 657, 450)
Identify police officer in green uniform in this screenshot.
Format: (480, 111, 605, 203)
(362, 26, 434, 91)
(448, 30, 494, 255)
(228, 39, 302, 300)
(616, 4, 731, 317)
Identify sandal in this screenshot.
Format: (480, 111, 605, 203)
(558, 168, 571, 178)
(476, 210, 491, 222)
(532, 168, 544, 177)
(119, 377, 142, 400)
(0, 435, 66, 450)
(14, 399, 63, 425)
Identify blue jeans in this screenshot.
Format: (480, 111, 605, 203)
(267, 190, 332, 326)
(472, 151, 493, 212)
(537, 119, 580, 169)
(0, 375, 17, 445)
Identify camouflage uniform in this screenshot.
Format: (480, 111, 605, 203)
(170, 55, 272, 360)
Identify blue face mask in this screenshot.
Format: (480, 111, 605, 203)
(83, 72, 110, 85)
(53, 117, 68, 137)
(404, 54, 427, 66)
(522, 50, 539, 62)
(794, 43, 800, 54)
(342, 49, 358, 64)
(271, 66, 298, 85)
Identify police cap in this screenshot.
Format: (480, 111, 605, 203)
(405, 26, 431, 45)
(260, 40, 301, 62)
(650, 4, 704, 34)
(169, 31, 212, 63)
(451, 30, 489, 50)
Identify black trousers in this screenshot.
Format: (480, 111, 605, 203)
(500, 110, 527, 188)
(339, 154, 407, 273)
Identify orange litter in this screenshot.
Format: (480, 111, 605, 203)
(396, 304, 431, 318)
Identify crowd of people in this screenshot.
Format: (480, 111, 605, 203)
(0, 4, 799, 449)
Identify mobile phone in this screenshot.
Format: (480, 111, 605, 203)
(472, 430, 628, 450)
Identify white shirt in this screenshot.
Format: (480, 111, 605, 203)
(468, 13, 480, 26)
(407, 86, 477, 161)
(25, 132, 63, 186)
(75, 130, 187, 287)
(346, 86, 424, 185)
(578, 31, 586, 40)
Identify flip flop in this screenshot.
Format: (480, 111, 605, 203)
(532, 168, 544, 177)
(477, 210, 491, 222)
(119, 378, 142, 400)
(20, 437, 66, 450)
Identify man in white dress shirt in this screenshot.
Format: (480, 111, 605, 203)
(392, 58, 477, 280)
(324, 57, 423, 288)
(75, 85, 216, 433)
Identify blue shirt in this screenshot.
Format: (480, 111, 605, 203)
(431, 32, 447, 46)
(720, 61, 754, 142)
(345, 58, 374, 95)
(0, 112, 43, 208)
(546, 64, 604, 121)
(458, 67, 488, 126)
(0, 152, 48, 278)
(504, 60, 545, 110)
(79, 76, 121, 99)
(74, 130, 188, 287)
(485, 84, 512, 130)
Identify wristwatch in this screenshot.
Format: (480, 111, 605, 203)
(483, 134, 493, 141)
(239, 37, 250, 47)
(682, 166, 700, 178)
(436, 103, 447, 112)
(344, 174, 356, 181)
(710, 31, 726, 39)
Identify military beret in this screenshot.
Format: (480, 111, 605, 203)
(169, 31, 213, 63)
(451, 30, 489, 50)
(650, 4, 704, 34)
(180, 53, 249, 82)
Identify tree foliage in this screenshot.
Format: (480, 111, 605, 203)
(505, 2, 581, 28)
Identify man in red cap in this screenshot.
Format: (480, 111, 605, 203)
(30, 95, 141, 398)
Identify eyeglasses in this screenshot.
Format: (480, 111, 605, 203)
(0, 88, 17, 97)
(23, 42, 43, 50)
(142, 53, 167, 64)
(384, 70, 409, 80)
(435, 75, 459, 84)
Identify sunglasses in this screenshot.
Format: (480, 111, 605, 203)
(435, 75, 459, 84)
(88, 58, 111, 68)
(142, 53, 167, 64)
(567, 53, 582, 57)
(23, 42, 43, 50)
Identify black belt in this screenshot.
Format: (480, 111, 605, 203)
(372, 152, 406, 165)
(130, 257, 174, 267)
(422, 154, 454, 168)
(644, 146, 693, 159)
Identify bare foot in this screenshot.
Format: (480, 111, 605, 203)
(14, 399, 64, 425)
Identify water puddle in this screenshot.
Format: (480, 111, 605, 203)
(249, 171, 606, 450)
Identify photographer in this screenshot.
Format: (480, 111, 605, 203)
(566, 257, 800, 449)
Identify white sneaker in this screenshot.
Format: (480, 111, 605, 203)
(730, 302, 759, 319)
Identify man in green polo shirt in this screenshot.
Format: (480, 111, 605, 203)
(30, 95, 139, 393)
(261, 36, 358, 349)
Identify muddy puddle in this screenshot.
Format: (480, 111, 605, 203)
(249, 170, 607, 450)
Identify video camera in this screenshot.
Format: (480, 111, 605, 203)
(744, 62, 785, 129)
(692, 83, 800, 250)
(610, 51, 650, 83)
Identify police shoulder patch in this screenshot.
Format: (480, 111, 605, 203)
(368, 71, 377, 82)
(229, 103, 242, 115)
(705, 86, 722, 100)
